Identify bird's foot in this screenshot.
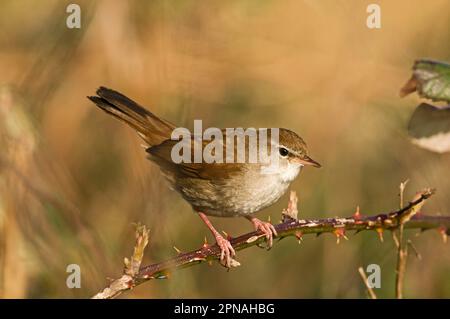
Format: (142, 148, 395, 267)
(214, 233, 236, 268)
(197, 212, 237, 268)
(248, 217, 278, 249)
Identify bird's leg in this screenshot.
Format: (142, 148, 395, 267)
(245, 215, 278, 249)
(198, 212, 235, 267)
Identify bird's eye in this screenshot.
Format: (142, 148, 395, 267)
(279, 147, 289, 157)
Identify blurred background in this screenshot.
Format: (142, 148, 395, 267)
(0, 0, 449, 298)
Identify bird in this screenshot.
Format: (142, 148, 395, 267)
(88, 87, 321, 267)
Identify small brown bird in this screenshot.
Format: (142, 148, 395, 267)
(88, 87, 320, 266)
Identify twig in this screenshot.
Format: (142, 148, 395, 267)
(93, 188, 446, 299)
(395, 240, 407, 299)
(358, 267, 377, 299)
(407, 240, 422, 260)
(399, 180, 409, 210)
(395, 180, 408, 299)
(395, 181, 425, 299)
(92, 224, 149, 299)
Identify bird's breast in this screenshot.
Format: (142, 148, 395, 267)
(177, 163, 301, 217)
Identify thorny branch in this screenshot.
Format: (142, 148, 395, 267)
(93, 188, 449, 299)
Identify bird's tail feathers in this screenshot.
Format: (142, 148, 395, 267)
(88, 87, 175, 146)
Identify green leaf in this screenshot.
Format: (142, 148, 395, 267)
(400, 59, 450, 103)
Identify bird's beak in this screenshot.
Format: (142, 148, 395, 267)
(295, 155, 321, 168)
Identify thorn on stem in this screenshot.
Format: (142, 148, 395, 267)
(438, 227, 448, 243)
(376, 228, 384, 242)
(334, 228, 348, 244)
(202, 236, 210, 248)
(222, 231, 232, 241)
(353, 206, 362, 220)
(295, 231, 303, 244)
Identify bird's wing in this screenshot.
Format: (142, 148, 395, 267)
(147, 137, 246, 180)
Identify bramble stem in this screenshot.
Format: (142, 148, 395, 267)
(93, 189, 447, 299)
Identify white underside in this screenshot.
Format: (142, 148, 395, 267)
(208, 161, 302, 217)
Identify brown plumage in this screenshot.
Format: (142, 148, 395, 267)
(88, 87, 175, 146)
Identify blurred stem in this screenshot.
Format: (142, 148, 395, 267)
(395, 224, 406, 299)
(395, 180, 409, 299)
(93, 189, 449, 299)
(358, 266, 377, 299)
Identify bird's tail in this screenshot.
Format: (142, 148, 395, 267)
(88, 87, 175, 146)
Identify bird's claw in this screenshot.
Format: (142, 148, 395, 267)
(215, 234, 236, 268)
(251, 218, 278, 249)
